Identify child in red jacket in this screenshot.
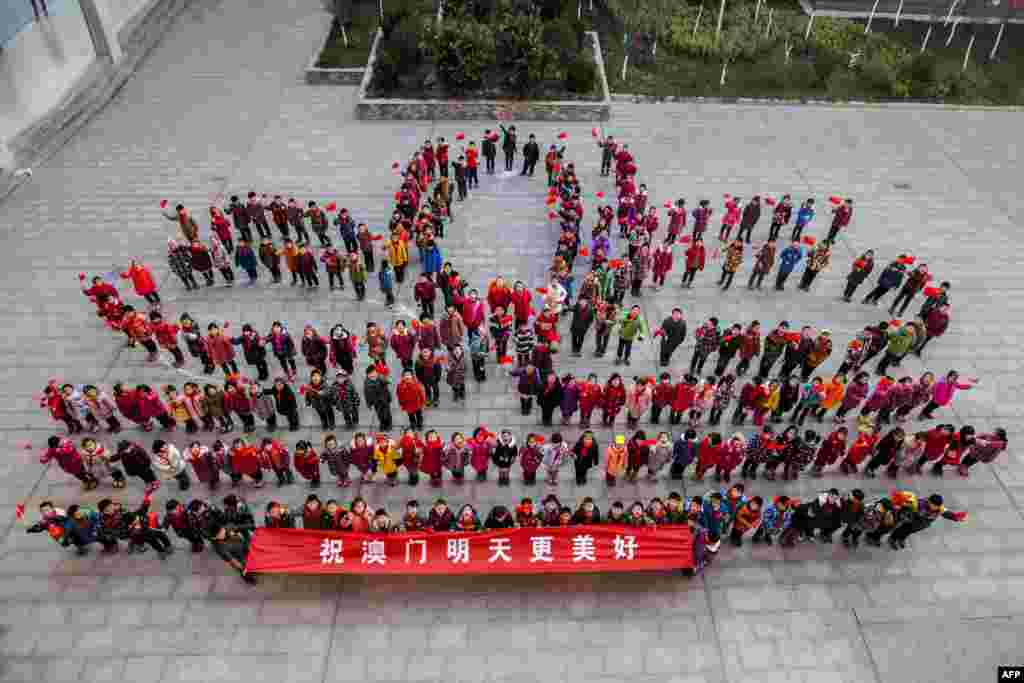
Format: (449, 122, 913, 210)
(693, 432, 722, 481)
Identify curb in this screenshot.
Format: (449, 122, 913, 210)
(609, 93, 1024, 111)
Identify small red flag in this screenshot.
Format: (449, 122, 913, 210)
(784, 332, 802, 343)
(455, 132, 465, 141)
(898, 256, 916, 265)
(15, 503, 25, 520)
(159, 199, 168, 208)
(536, 287, 548, 295)
(923, 286, 942, 298)
(591, 127, 599, 137)
(579, 247, 589, 257)
(595, 191, 604, 199)
(370, 234, 383, 241)
(609, 259, 625, 269)
(802, 235, 816, 246)
(889, 319, 902, 327)
(498, 356, 514, 365)
(640, 439, 658, 447)
(558, 132, 568, 140)
(78, 273, 86, 281)
(325, 202, 337, 212)
(679, 235, 692, 243)
(535, 435, 546, 444)
(547, 212, 558, 220)
(764, 197, 776, 206)
(829, 196, 842, 205)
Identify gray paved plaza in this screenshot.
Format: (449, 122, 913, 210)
(2, 1, 1024, 682)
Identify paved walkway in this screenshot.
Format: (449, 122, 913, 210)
(1, 0, 1023, 682)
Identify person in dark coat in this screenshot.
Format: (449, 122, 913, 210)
(842, 250, 874, 302)
(569, 298, 595, 356)
(163, 499, 205, 552)
(363, 366, 393, 430)
(231, 324, 269, 381)
(537, 374, 564, 426)
(499, 124, 517, 171)
(572, 432, 599, 485)
(737, 196, 761, 243)
(862, 258, 907, 305)
(272, 378, 300, 430)
(234, 240, 259, 284)
(110, 440, 159, 491)
(656, 308, 687, 367)
(521, 134, 540, 177)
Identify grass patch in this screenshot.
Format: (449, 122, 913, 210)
(314, 8, 380, 68)
(591, 0, 1024, 105)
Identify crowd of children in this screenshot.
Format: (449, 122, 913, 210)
(38, 127, 989, 587)
(26, 482, 970, 582)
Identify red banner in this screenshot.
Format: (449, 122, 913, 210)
(246, 525, 693, 575)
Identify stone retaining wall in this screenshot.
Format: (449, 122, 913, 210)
(354, 31, 611, 121)
(304, 19, 367, 85)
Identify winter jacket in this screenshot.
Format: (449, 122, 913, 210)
(153, 445, 187, 479)
(877, 263, 906, 290)
(778, 245, 803, 273)
(121, 264, 157, 295)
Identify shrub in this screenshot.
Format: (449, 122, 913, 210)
(496, 13, 554, 91)
(860, 54, 898, 97)
(825, 67, 860, 99)
(565, 56, 598, 93)
(431, 18, 497, 91)
(543, 19, 581, 59)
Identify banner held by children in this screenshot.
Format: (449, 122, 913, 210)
(246, 525, 693, 575)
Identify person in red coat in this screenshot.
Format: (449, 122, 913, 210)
(389, 321, 418, 371)
(120, 307, 160, 362)
(111, 383, 147, 431)
(510, 281, 533, 326)
(120, 260, 160, 305)
(396, 370, 427, 429)
(651, 241, 673, 288)
(916, 304, 949, 357)
(651, 373, 675, 424)
(577, 373, 603, 428)
(414, 273, 437, 318)
(457, 289, 486, 333)
(136, 384, 176, 431)
(681, 237, 706, 288)
(810, 427, 848, 475)
(601, 374, 627, 426)
(228, 438, 263, 487)
(292, 440, 321, 487)
(694, 433, 722, 480)
(421, 430, 446, 486)
(149, 311, 185, 367)
(41, 436, 99, 488)
(671, 375, 697, 425)
(81, 276, 119, 318)
(487, 277, 513, 313)
(206, 323, 239, 376)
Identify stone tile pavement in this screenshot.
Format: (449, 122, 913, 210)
(1, 0, 1023, 682)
